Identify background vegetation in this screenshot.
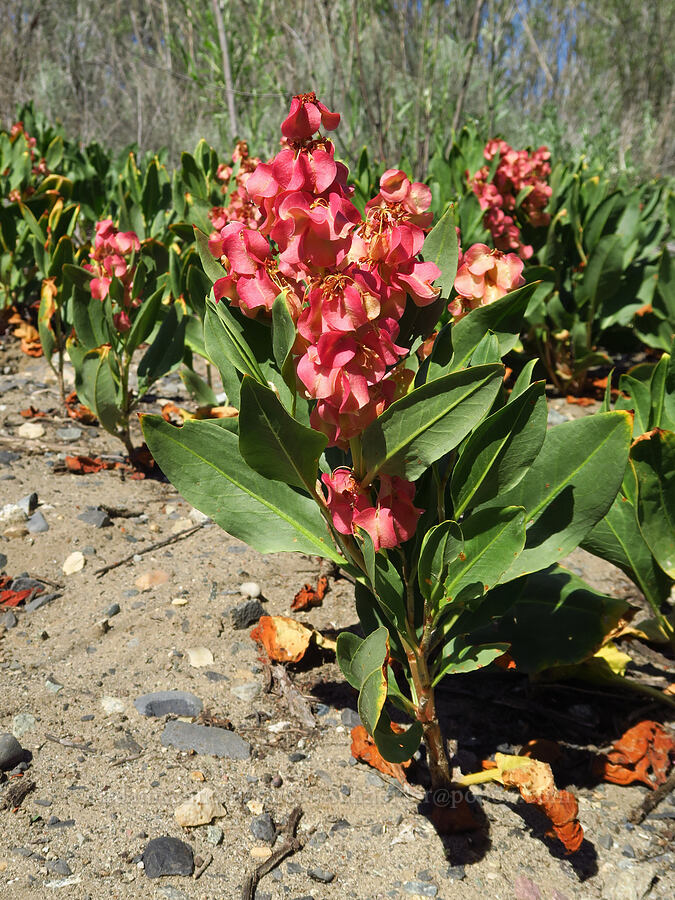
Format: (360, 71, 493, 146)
(2, 0, 673, 177)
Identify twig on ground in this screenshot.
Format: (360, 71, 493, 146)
(110, 753, 143, 767)
(44, 733, 95, 753)
(628, 768, 675, 824)
(193, 852, 213, 880)
(0, 777, 35, 810)
(241, 805, 303, 900)
(31, 575, 64, 590)
(94, 523, 206, 577)
(99, 505, 144, 518)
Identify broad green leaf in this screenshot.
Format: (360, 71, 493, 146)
(141, 416, 342, 562)
(417, 521, 463, 606)
(451, 381, 547, 516)
(358, 667, 388, 734)
(443, 506, 527, 606)
(337, 627, 389, 690)
(509, 359, 538, 401)
(204, 295, 266, 383)
(202, 303, 241, 406)
(354, 531, 409, 631)
(180, 366, 218, 406)
(582, 493, 673, 612)
(421, 204, 458, 299)
(495, 411, 633, 579)
(471, 331, 500, 365)
(373, 712, 423, 764)
(238, 377, 326, 489)
(272, 292, 298, 396)
(631, 429, 675, 578)
(71, 287, 106, 349)
(432, 639, 509, 685)
(137, 303, 187, 393)
(449, 283, 536, 371)
(582, 233, 624, 307)
(362, 364, 503, 482)
(615, 374, 651, 436)
(194, 227, 227, 283)
(91, 348, 122, 434)
(485, 566, 630, 673)
(126, 288, 164, 356)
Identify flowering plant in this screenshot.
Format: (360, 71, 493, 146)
(66, 218, 187, 456)
(143, 94, 632, 825)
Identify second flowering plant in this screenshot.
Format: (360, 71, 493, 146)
(143, 94, 632, 829)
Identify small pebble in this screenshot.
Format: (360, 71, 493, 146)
(239, 581, 261, 599)
(27, 510, 49, 533)
(206, 825, 223, 846)
(598, 833, 613, 850)
(0, 733, 26, 771)
(308, 867, 335, 884)
(230, 597, 264, 630)
(250, 813, 276, 844)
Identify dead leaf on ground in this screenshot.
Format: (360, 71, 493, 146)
(565, 394, 596, 407)
(64, 455, 116, 474)
(498, 754, 584, 853)
(0, 575, 43, 608)
(350, 724, 411, 785)
(291, 575, 329, 611)
(250, 615, 313, 663)
(20, 406, 49, 418)
(593, 720, 675, 789)
(65, 391, 97, 425)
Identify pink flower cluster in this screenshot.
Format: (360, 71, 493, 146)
(209, 141, 262, 231)
(83, 220, 141, 332)
(321, 467, 421, 551)
(209, 92, 440, 450)
(468, 139, 551, 259)
(449, 243, 525, 320)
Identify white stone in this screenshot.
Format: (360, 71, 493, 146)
(189, 508, 210, 525)
(62, 551, 85, 574)
(174, 787, 226, 827)
(100, 696, 126, 715)
(186, 646, 214, 668)
(239, 581, 261, 599)
(18, 422, 45, 439)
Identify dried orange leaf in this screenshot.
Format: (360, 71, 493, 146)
(593, 720, 675, 789)
(250, 615, 313, 663)
(350, 724, 410, 785)
(497, 754, 584, 853)
(291, 575, 329, 611)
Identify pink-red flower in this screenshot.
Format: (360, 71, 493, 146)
(450, 243, 525, 319)
(281, 92, 340, 141)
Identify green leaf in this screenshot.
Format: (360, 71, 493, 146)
(180, 366, 218, 407)
(470, 331, 500, 366)
(137, 303, 187, 393)
(194, 227, 227, 283)
(272, 292, 298, 396)
(582, 233, 624, 307)
(37, 281, 57, 362)
(336, 627, 389, 689)
(417, 521, 463, 606)
(432, 640, 509, 685)
(126, 287, 163, 356)
(47, 234, 73, 279)
(582, 492, 673, 612)
(451, 381, 547, 516)
(62, 263, 94, 289)
(358, 667, 388, 734)
(238, 377, 326, 489)
(509, 359, 538, 401)
(495, 411, 633, 580)
(141, 416, 343, 561)
(449, 283, 536, 371)
(443, 506, 527, 607)
(485, 566, 630, 673)
(373, 712, 423, 764)
(204, 295, 266, 383)
(422, 204, 458, 299)
(362, 364, 503, 482)
(91, 348, 122, 435)
(631, 429, 675, 578)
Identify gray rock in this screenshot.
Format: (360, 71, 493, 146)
(0, 733, 25, 770)
(514, 874, 543, 900)
(161, 721, 250, 759)
(0, 552, 7, 570)
(547, 408, 568, 426)
(56, 427, 83, 442)
(2, 610, 17, 629)
(77, 507, 111, 528)
(10, 576, 43, 592)
(0, 451, 19, 465)
(445, 865, 466, 881)
(142, 836, 194, 878)
(135, 691, 203, 718)
(25, 592, 59, 613)
(17, 493, 38, 515)
(205, 825, 223, 846)
(12, 713, 36, 739)
(403, 881, 437, 896)
(203, 670, 228, 682)
(46, 859, 72, 876)
(232, 682, 259, 702)
(341, 708, 361, 729)
(250, 813, 276, 843)
(598, 833, 613, 850)
(230, 597, 264, 630)
(158, 887, 189, 900)
(27, 510, 49, 533)
(105, 603, 121, 618)
(308, 867, 335, 884)
(621, 844, 636, 858)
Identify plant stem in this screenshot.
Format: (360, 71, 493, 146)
(407, 645, 454, 788)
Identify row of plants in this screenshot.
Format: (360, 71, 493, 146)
(2, 95, 674, 845)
